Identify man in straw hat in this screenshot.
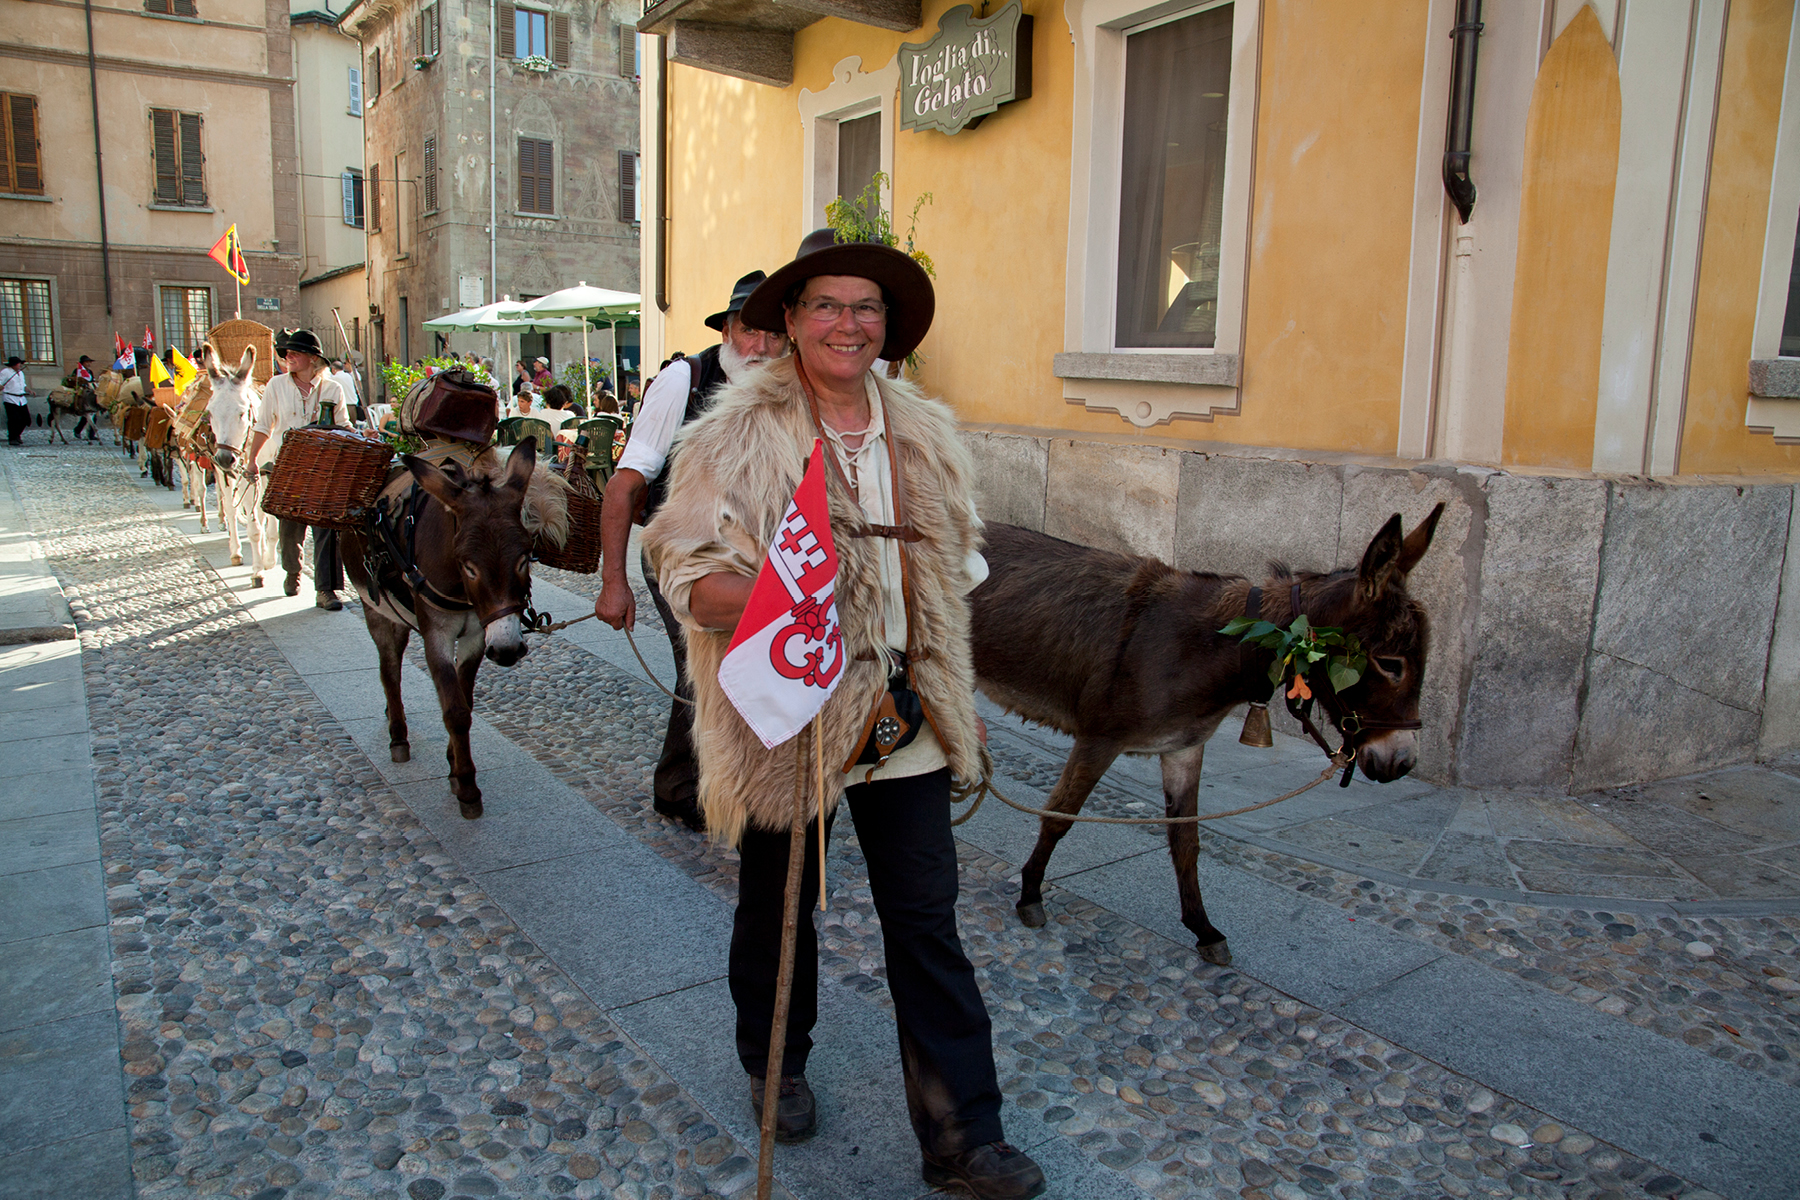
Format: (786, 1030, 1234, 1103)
(596, 269, 790, 833)
(250, 328, 352, 609)
(643, 231, 1045, 1198)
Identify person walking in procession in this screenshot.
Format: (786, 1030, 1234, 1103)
(594, 270, 789, 832)
(1, 356, 31, 445)
(643, 231, 1046, 1199)
(249, 329, 352, 610)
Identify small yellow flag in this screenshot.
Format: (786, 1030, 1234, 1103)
(169, 347, 198, 394)
(147, 354, 172, 386)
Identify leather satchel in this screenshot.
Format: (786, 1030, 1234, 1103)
(847, 669, 924, 773)
(400, 369, 499, 445)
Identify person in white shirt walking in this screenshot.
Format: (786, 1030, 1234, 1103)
(249, 329, 352, 609)
(1, 356, 31, 446)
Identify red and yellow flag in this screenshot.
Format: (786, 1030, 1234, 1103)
(207, 224, 249, 284)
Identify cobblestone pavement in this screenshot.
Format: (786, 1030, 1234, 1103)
(6, 440, 1799, 1200)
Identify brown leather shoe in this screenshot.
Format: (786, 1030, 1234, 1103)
(921, 1141, 1046, 1199)
(748, 1073, 816, 1144)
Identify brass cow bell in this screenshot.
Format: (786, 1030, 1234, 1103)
(1239, 701, 1274, 748)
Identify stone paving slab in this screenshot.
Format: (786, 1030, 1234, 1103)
(0, 859, 105, 945)
(0, 1010, 126, 1158)
(0, 925, 114, 1033)
(0, 1125, 134, 1200)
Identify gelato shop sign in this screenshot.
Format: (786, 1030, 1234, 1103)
(899, 3, 1033, 136)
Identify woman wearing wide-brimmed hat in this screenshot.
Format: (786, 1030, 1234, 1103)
(644, 230, 1045, 1199)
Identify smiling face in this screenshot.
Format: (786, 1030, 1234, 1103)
(784, 275, 885, 394)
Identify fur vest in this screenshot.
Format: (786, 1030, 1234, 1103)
(643, 357, 985, 846)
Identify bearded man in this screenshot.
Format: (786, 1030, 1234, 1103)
(594, 270, 790, 832)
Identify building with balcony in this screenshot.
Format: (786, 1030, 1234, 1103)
(1, 0, 302, 391)
(636, 0, 1800, 793)
(340, 0, 643, 391)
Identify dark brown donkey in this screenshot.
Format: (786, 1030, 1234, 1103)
(969, 506, 1443, 966)
(341, 442, 542, 819)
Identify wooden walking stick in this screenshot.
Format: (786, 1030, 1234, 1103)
(817, 711, 827, 912)
(755, 716, 815, 1200)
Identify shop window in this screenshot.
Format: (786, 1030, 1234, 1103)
(342, 169, 365, 228)
(150, 109, 207, 208)
(0, 279, 54, 363)
(518, 137, 554, 213)
(1115, 6, 1231, 348)
(1, 94, 42, 196)
(158, 286, 213, 353)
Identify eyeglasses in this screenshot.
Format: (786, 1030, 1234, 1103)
(795, 297, 887, 324)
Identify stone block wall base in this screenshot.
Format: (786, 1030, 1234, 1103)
(960, 430, 1800, 793)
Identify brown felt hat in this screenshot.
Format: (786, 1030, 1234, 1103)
(741, 228, 934, 361)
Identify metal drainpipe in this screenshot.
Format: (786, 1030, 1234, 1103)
(84, 0, 114, 316)
(489, 0, 498, 361)
(655, 33, 669, 314)
(1441, 0, 1483, 224)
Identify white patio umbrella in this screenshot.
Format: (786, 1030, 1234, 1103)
(520, 284, 641, 394)
(422, 301, 587, 390)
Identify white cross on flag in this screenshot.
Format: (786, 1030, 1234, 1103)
(717, 439, 846, 749)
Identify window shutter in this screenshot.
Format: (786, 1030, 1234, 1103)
(7, 96, 41, 195)
(618, 25, 635, 77)
(540, 139, 553, 212)
(151, 110, 179, 205)
(551, 12, 570, 67)
(428, 3, 440, 56)
(369, 163, 380, 230)
(498, 4, 515, 59)
(618, 149, 635, 225)
(342, 172, 355, 223)
(143, 0, 171, 12)
(517, 138, 534, 212)
(172, 0, 196, 14)
(371, 48, 381, 97)
(422, 136, 437, 212)
(178, 112, 205, 206)
(348, 67, 362, 115)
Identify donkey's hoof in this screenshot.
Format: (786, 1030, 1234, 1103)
(250, 574, 263, 588)
(390, 743, 410, 763)
(1017, 901, 1047, 929)
(458, 798, 484, 820)
(230, 554, 243, 566)
(1196, 938, 1232, 967)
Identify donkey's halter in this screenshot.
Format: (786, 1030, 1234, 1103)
(1254, 581, 1423, 788)
(368, 484, 528, 628)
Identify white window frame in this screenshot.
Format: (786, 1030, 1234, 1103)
(798, 55, 898, 237)
(1746, 4, 1800, 440)
(1057, 0, 1261, 428)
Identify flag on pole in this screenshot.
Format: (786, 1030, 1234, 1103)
(114, 332, 130, 360)
(717, 440, 846, 749)
(169, 347, 198, 394)
(207, 224, 250, 284)
(146, 354, 172, 386)
(142, 326, 154, 351)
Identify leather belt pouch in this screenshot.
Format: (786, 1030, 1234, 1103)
(849, 673, 923, 769)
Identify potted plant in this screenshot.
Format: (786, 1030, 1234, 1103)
(413, 54, 434, 70)
(518, 54, 554, 72)
(824, 172, 934, 374)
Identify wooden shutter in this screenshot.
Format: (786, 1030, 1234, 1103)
(342, 172, 356, 223)
(422, 136, 437, 211)
(427, 3, 440, 56)
(5, 95, 42, 195)
(498, 4, 515, 58)
(369, 163, 380, 230)
(370, 48, 381, 97)
(143, 0, 170, 12)
(151, 109, 179, 204)
(618, 25, 635, 77)
(618, 150, 636, 224)
(173, 0, 196, 14)
(349, 66, 362, 115)
(551, 12, 570, 67)
(178, 112, 205, 206)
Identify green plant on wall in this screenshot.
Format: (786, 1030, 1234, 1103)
(824, 172, 934, 372)
(560, 359, 611, 406)
(375, 356, 496, 454)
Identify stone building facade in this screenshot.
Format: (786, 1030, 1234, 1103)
(0, 0, 302, 392)
(292, 5, 370, 375)
(341, 0, 641, 394)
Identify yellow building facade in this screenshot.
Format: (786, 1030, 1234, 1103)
(637, 0, 1800, 793)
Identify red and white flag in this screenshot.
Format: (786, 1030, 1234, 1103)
(717, 440, 846, 749)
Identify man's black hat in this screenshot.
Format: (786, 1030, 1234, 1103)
(284, 329, 325, 360)
(78, 355, 93, 364)
(705, 271, 768, 332)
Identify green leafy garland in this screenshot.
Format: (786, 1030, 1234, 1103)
(1219, 615, 1367, 701)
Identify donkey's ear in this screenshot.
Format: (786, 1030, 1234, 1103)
(1358, 513, 1406, 600)
(404, 454, 463, 509)
(236, 345, 256, 383)
(1398, 502, 1445, 575)
(502, 439, 537, 491)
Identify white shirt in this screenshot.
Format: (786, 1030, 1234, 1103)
(332, 368, 361, 407)
(0, 366, 27, 403)
(254, 371, 350, 467)
(538, 407, 578, 434)
(615, 357, 695, 481)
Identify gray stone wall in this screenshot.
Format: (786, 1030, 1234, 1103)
(960, 431, 1800, 794)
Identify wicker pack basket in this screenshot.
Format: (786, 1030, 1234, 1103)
(262, 427, 394, 529)
(535, 443, 601, 574)
(207, 320, 276, 385)
(143, 407, 173, 451)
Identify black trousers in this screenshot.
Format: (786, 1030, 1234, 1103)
(641, 551, 698, 807)
(731, 767, 1004, 1156)
(279, 519, 343, 592)
(4, 402, 28, 444)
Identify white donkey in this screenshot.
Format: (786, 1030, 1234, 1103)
(198, 344, 273, 586)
